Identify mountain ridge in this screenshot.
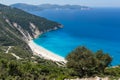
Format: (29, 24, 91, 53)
(0, 3, 62, 44)
(11, 3, 90, 11)
(0, 3, 62, 58)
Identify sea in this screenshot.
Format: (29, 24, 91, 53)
(29, 8, 120, 66)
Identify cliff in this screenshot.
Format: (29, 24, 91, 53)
(0, 4, 62, 46)
(0, 3, 63, 59)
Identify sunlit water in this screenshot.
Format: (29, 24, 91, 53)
(29, 8, 120, 66)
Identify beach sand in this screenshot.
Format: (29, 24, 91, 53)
(28, 40, 67, 63)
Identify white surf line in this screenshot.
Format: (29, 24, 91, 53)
(5, 46, 12, 53)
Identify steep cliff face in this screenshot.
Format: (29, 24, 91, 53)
(0, 4, 62, 46)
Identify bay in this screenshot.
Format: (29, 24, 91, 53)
(29, 8, 120, 66)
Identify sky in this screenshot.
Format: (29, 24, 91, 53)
(0, 0, 120, 7)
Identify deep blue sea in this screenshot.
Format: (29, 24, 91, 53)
(29, 8, 120, 66)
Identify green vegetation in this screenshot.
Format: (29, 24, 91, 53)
(1, 4, 61, 33)
(0, 4, 61, 36)
(0, 2, 61, 62)
(66, 46, 112, 77)
(0, 3, 61, 53)
(0, 46, 120, 80)
(0, 46, 71, 80)
(105, 66, 120, 79)
(0, 3, 119, 80)
(9, 46, 33, 58)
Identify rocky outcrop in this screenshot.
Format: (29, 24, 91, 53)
(29, 22, 41, 39)
(5, 18, 62, 42)
(0, 3, 62, 53)
(13, 22, 31, 41)
(5, 19, 33, 41)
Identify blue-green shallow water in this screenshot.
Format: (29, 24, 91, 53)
(29, 8, 120, 66)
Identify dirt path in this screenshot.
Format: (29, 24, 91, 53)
(5, 46, 12, 53)
(10, 53, 22, 60)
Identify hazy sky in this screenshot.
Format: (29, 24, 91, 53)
(0, 0, 120, 7)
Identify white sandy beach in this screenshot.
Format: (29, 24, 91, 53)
(28, 40, 67, 63)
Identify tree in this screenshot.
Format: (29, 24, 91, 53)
(95, 50, 112, 73)
(66, 46, 112, 77)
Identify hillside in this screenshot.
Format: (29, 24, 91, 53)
(11, 3, 90, 12)
(11, 3, 42, 11)
(0, 3, 62, 59)
(0, 4, 62, 44)
(0, 3, 120, 80)
(0, 3, 69, 80)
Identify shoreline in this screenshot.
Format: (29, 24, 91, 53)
(28, 40, 67, 63)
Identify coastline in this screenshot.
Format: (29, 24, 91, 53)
(28, 40, 67, 63)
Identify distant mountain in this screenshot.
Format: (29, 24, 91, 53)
(11, 3, 42, 11)
(38, 4, 90, 10)
(11, 3, 90, 11)
(0, 3, 61, 49)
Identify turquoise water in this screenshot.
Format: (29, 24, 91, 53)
(30, 8, 120, 66)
